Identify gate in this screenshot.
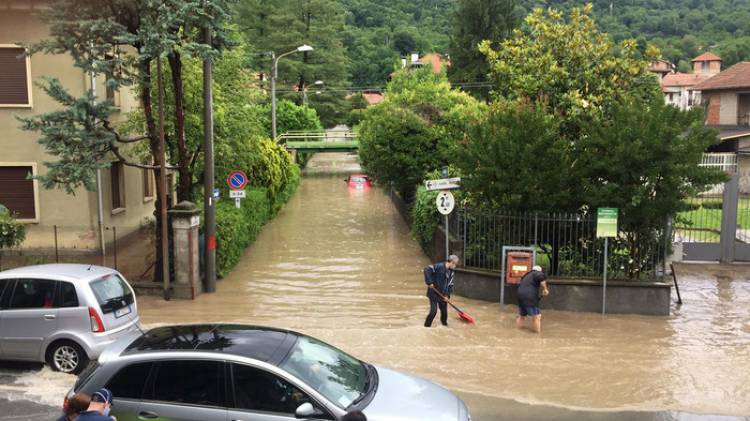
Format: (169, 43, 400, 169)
(676, 165, 750, 262)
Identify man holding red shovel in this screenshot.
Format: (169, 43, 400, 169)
(423, 255, 459, 327)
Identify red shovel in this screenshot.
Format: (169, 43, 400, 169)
(430, 285, 476, 324)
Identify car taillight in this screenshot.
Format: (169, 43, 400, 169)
(88, 307, 105, 333)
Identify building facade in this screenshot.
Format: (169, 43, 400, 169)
(0, 1, 155, 253)
(654, 53, 722, 111)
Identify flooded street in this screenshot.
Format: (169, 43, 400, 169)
(1, 154, 749, 420)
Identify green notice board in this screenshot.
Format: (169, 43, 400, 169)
(597, 208, 618, 238)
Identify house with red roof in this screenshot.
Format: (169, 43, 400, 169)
(656, 53, 722, 110)
(694, 62, 750, 148)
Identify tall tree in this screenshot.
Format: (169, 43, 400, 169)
(448, 0, 519, 99)
(19, 0, 234, 281)
(236, 0, 351, 127)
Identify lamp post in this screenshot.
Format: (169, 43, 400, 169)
(271, 44, 313, 139)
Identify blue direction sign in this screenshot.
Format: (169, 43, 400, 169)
(227, 170, 248, 190)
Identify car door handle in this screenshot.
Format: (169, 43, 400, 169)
(138, 411, 159, 419)
(43, 314, 56, 320)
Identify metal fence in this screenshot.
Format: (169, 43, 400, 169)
(0, 224, 156, 283)
(452, 208, 667, 280)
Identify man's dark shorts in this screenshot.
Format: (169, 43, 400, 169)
(518, 305, 541, 317)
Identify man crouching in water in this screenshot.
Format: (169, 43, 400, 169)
(423, 255, 459, 327)
(516, 265, 549, 333)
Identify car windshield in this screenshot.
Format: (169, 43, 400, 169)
(89, 273, 134, 313)
(280, 336, 369, 409)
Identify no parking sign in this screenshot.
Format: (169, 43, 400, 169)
(227, 170, 249, 208)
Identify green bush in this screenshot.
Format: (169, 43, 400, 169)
(215, 188, 271, 278)
(410, 167, 462, 248)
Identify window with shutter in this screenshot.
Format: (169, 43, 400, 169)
(110, 162, 125, 211)
(0, 46, 31, 107)
(0, 165, 37, 220)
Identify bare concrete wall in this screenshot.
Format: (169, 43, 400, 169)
(454, 268, 673, 316)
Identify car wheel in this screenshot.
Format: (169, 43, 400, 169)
(46, 341, 88, 375)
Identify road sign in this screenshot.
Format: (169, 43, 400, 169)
(227, 170, 248, 190)
(596, 208, 618, 238)
(213, 188, 220, 199)
(229, 190, 246, 199)
(425, 177, 461, 191)
(436, 191, 455, 215)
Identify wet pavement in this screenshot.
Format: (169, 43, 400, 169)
(1, 154, 749, 420)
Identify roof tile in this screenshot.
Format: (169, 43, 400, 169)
(694, 62, 750, 91)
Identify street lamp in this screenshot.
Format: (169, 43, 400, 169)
(271, 45, 314, 139)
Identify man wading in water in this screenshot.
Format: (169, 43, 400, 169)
(423, 255, 459, 327)
(516, 265, 549, 333)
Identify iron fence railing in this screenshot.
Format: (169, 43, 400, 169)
(452, 207, 667, 280)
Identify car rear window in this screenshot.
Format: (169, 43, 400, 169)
(89, 274, 134, 314)
(350, 176, 366, 183)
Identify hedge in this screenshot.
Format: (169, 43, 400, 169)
(215, 188, 271, 278)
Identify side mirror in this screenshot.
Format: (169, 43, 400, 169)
(295, 402, 318, 419)
(344, 178, 348, 182)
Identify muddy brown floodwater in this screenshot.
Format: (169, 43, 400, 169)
(1, 154, 748, 420)
(134, 171, 750, 419)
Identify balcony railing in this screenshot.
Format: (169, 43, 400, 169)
(700, 153, 737, 173)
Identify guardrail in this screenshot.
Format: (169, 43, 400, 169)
(276, 131, 358, 143)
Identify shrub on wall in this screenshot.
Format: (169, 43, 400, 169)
(410, 168, 462, 249)
(214, 188, 271, 278)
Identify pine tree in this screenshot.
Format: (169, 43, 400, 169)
(19, 0, 234, 282)
(236, 0, 351, 127)
(448, 0, 519, 99)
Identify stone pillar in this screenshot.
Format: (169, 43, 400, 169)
(168, 201, 202, 299)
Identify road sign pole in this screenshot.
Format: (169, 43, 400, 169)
(235, 198, 241, 209)
(603, 237, 608, 315)
(445, 214, 449, 260)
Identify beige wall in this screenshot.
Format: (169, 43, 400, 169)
(0, 8, 153, 252)
(720, 93, 739, 125)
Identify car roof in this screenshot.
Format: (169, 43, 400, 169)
(121, 324, 299, 365)
(0, 264, 117, 282)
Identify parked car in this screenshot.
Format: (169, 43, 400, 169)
(70, 324, 471, 421)
(0, 264, 140, 374)
(345, 174, 373, 190)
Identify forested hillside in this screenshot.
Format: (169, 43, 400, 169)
(337, 0, 750, 87)
(232, 0, 750, 126)
(526, 0, 750, 72)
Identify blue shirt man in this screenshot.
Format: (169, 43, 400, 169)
(423, 255, 458, 327)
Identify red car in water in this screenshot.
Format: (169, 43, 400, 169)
(345, 174, 373, 189)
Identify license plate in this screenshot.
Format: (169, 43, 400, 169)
(114, 305, 131, 318)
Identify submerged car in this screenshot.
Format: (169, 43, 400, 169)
(70, 324, 470, 421)
(345, 174, 373, 190)
(0, 264, 140, 374)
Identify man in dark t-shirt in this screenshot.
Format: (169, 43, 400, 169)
(516, 265, 549, 333)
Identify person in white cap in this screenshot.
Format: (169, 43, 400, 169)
(423, 255, 459, 327)
(75, 388, 116, 421)
(516, 265, 549, 333)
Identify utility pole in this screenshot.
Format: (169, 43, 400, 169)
(156, 58, 170, 300)
(203, 24, 217, 293)
(271, 51, 277, 139)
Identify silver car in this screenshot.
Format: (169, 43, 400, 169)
(0, 264, 140, 374)
(71, 324, 471, 421)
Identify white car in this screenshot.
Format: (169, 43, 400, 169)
(0, 264, 140, 374)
